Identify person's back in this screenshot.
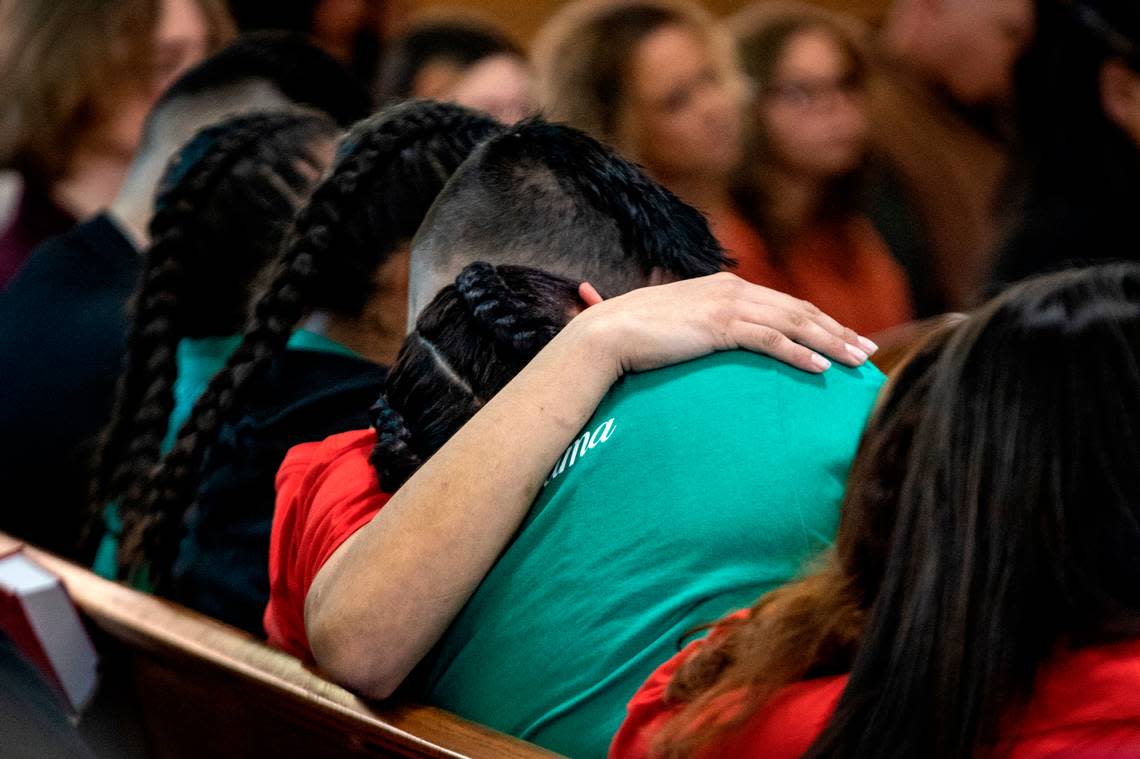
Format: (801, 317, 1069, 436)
(614, 263, 1140, 759)
(424, 350, 883, 756)
(0, 32, 371, 557)
(116, 101, 505, 630)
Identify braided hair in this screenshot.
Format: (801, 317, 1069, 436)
(118, 100, 503, 585)
(370, 261, 585, 491)
(91, 111, 338, 529)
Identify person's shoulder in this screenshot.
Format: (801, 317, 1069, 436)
(278, 429, 377, 488)
(4, 215, 134, 295)
(624, 351, 885, 396)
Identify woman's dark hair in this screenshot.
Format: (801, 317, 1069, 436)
(991, 0, 1140, 287)
(154, 30, 374, 129)
(376, 17, 522, 104)
(370, 261, 583, 491)
(731, 4, 869, 256)
(116, 100, 504, 584)
(89, 111, 338, 528)
(225, 0, 384, 87)
(803, 263, 1140, 758)
(658, 263, 1140, 758)
(655, 318, 958, 759)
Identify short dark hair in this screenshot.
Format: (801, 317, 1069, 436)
(412, 118, 729, 298)
(154, 31, 373, 129)
(376, 18, 521, 103)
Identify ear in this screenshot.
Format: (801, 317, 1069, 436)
(579, 282, 605, 307)
(1100, 59, 1140, 146)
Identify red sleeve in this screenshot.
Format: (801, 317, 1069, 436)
(610, 611, 750, 759)
(610, 610, 846, 759)
(264, 430, 390, 661)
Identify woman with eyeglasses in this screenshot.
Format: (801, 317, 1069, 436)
(729, 2, 914, 335)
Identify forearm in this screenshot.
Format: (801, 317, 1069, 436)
(304, 273, 874, 696)
(306, 317, 620, 697)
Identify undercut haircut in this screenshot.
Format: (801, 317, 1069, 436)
(411, 118, 729, 300)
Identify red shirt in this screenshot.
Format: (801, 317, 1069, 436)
(611, 620, 1140, 759)
(711, 212, 915, 336)
(263, 429, 389, 660)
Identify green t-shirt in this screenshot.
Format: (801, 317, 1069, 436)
(422, 351, 884, 758)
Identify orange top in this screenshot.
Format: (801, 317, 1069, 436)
(711, 211, 915, 336)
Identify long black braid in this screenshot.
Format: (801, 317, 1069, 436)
(90, 112, 338, 542)
(119, 101, 503, 586)
(369, 261, 584, 492)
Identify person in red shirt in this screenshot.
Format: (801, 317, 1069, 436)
(729, 3, 915, 335)
(613, 263, 1140, 759)
(265, 262, 591, 659)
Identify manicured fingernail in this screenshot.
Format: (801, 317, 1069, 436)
(858, 336, 879, 354)
(846, 343, 869, 362)
(811, 353, 832, 371)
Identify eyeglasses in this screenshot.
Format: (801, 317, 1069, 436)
(763, 74, 863, 110)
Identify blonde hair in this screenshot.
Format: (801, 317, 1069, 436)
(0, 0, 233, 181)
(532, 0, 745, 154)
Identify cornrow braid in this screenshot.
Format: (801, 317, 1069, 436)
(368, 262, 584, 494)
(91, 111, 337, 542)
(368, 397, 423, 493)
(485, 119, 730, 278)
(454, 261, 563, 355)
(119, 100, 504, 587)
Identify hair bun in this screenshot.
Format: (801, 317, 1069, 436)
(454, 261, 560, 355)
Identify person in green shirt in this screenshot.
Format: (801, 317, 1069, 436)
(423, 351, 882, 757)
(304, 120, 884, 758)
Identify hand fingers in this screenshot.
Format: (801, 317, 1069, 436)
(737, 302, 867, 368)
(579, 282, 605, 307)
(731, 321, 833, 374)
(732, 279, 876, 357)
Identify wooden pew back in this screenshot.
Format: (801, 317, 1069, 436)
(0, 533, 561, 759)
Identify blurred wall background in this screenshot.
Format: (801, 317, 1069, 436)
(384, 0, 890, 43)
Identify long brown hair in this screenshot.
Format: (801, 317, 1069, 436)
(0, 0, 233, 182)
(653, 321, 959, 758)
(729, 2, 870, 256)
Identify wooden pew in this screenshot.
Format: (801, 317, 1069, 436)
(871, 313, 966, 376)
(0, 533, 561, 759)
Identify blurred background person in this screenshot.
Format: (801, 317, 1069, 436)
(867, 0, 1035, 311)
(990, 0, 1140, 288)
(731, 1, 913, 335)
(0, 33, 370, 558)
(0, 0, 233, 289)
(376, 14, 534, 124)
(533, 0, 754, 263)
(227, 0, 385, 87)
